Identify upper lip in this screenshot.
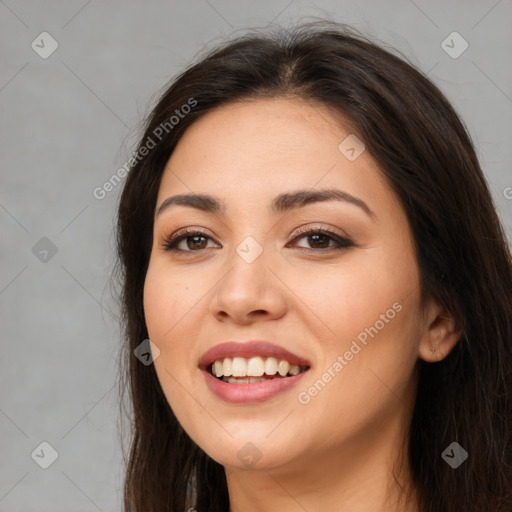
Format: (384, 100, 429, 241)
(199, 341, 312, 370)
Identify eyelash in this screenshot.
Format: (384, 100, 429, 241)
(161, 226, 354, 254)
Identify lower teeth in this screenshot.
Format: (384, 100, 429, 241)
(221, 375, 292, 384)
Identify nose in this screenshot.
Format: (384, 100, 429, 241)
(209, 242, 287, 325)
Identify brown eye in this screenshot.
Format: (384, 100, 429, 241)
(302, 233, 331, 249)
(289, 228, 353, 251)
(163, 230, 218, 252)
(182, 235, 208, 250)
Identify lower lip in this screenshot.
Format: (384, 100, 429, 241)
(202, 369, 309, 403)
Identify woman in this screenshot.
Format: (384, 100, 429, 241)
(115, 21, 512, 512)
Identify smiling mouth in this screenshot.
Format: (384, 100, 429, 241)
(209, 356, 310, 384)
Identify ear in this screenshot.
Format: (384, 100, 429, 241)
(418, 300, 462, 363)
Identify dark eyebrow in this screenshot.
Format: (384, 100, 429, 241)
(157, 188, 375, 219)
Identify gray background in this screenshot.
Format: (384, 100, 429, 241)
(1, 1, 511, 510)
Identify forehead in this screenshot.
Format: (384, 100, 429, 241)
(176, 96, 352, 156)
(157, 97, 389, 215)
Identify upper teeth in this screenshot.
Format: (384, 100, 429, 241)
(211, 356, 302, 377)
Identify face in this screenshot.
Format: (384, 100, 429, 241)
(143, 97, 429, 472)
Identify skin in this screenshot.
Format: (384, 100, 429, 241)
(143, 97, 461, 512)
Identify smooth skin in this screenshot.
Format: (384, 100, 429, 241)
(143, 97, 461, 512)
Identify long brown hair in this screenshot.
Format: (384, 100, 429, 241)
(114, 21, 512, 511)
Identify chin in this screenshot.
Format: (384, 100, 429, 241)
(196, 433, 300, 472)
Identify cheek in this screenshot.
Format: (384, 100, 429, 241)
(143, 257, 208, 379)
(143, 261, 200, 424)
(308, 251, 421, 404)
(299, 256, 415, 354)
(143, 259, 193, 342)
(143, 263, 202, 413)
(300, 296, 420, 445)
(143, 266, 170, 341)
